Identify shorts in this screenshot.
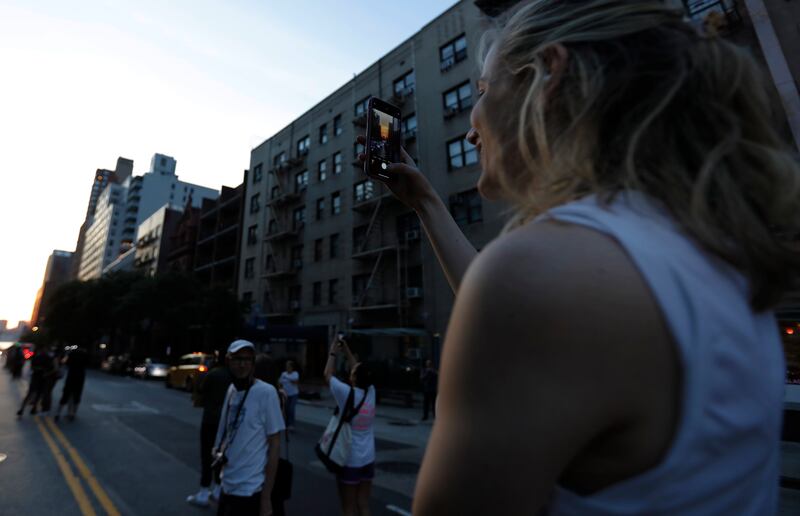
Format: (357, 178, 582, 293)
(337, 463, 375, 485)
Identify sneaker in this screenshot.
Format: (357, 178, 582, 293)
(186, 489, 210, 507)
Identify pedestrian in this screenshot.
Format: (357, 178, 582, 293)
(420, 360, 437, 421)
(355, 1, 800, 514)
(38, 347, 62, 414)
(54, 346, 88, 422)
(324, 334, 375, 516)
(16, 345, 50, 416)
(187, 351, 232, 508)
(213, 340, 284, 516)
(255, 353, 291, 516)
(279, 360, 300, 430)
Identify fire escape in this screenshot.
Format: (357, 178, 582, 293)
(349, 84, 422, 327)
(262, 151, 307, 319)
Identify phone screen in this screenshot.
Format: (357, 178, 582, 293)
(365, 98, 401, 179)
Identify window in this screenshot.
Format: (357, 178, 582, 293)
(295, 170, 309, 192)
(291, 245, 304, 269)
(271, 185, 281, 199)
(250, 193, 260, 214)
(393, 70, 416, 97)
(443, 81, 472, 114)
(330, 233, 340, 258)
(354, 96, 370, 117)
(247, 225, 258, 245)
(319, 124, 328, 144)
(273, 151, 287, 168)
(354, 141, 365, 159)
(331, 191, 342, 215)
(314, 238, 323, 262)
(289, 285, 301, 309)
(292, 206, 306, 229)
(402, 114, 417, 139)
(353, 224, 368, 252)
(296, 135, 310, 156)
(252, 163, 263, 184)
(333, 114, 342, 136)
(268, 219, 277, 234)
(313, 282, 322, 306)
(318, 159, 327, 182)
(447, 135, 479, 170)
(354, 180, 375, 204)
(333, 152, 343, 174)
(316, 197, 325, 220)
(449, 188, 483, 226)
(244, 258, 255, 279)
(328, 279, 338, 304)
(440, 34, 467, 71)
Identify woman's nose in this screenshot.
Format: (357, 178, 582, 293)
(466, 127, 479, 145)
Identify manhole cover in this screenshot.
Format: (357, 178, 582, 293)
(376, 461, 419, 474)
(0, 453, 7, 464)
(388, 420, 416, 427)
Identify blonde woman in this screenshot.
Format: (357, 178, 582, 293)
(359, 1, 799, 514)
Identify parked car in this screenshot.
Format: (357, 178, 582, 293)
(166, 353, 213, 391)
(133, 358, 169, 379)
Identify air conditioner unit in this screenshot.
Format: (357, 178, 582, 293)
(289, 300, 300, 311)
(406, 287, 422, 299)
(405, 230, 420, 241)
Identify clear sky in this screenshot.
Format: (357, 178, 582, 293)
(0, 0, 458, 328)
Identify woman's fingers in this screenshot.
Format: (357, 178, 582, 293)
(400, 147, 417, 167)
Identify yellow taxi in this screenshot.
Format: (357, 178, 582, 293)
(166, 353, 214, 391)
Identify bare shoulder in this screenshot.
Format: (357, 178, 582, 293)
(452, 219, 677, 421)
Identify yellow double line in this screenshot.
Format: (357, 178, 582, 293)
(35, 416, 121, 516)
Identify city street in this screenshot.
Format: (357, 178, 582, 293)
(0, 367, 419, 516)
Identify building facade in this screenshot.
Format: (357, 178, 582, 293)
(239, 0, 504, 373)
(70, 158, 133, 280)
(195, 183, 244, 291)
(134, 205, 184, 276)
(78, 183, 127, 281)
(121, 153, 219, 252)
(30, 250, 73, 328)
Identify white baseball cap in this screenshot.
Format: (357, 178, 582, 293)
(227, 339, 255, 354)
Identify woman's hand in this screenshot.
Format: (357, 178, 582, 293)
(356, 135, 436, 212)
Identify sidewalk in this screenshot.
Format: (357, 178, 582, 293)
(294, 389, 433, 499)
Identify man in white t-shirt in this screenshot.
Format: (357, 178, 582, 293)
(213, 340, 285, 516)
(278, 361, 300, 430)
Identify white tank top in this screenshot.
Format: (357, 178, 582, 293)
(538, 192, 784, 516)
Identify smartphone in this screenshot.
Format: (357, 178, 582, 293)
(364, 97, 402, 180)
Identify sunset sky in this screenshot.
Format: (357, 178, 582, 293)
(0, 0, 457, 328)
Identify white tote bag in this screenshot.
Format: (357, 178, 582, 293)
(315, 387, 367, 472)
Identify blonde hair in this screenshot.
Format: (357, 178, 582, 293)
(484, 0, 800, 310)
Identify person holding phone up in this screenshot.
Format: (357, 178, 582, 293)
(323, 333, 375, 516)
(357, 1, 799, 514)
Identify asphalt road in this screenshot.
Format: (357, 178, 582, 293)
(0, 366, 414, 516)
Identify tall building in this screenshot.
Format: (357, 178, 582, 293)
(134, 205, 184, 276)
(121, 153, 219, 252)
(76, 153, 220, 281)
(239, 0, 502, 374)
(30, 250, 74, 327)
(78, 183, 127, 280)
(70, 158, 133, 280)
